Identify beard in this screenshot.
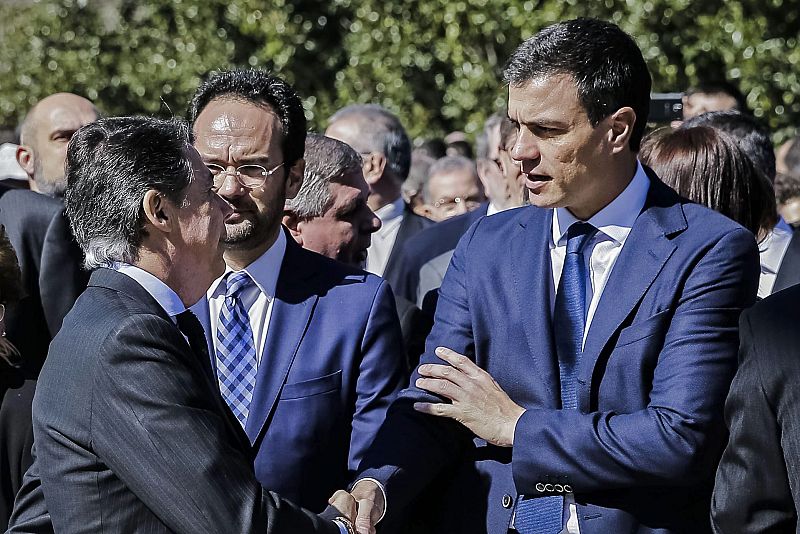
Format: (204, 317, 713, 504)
(33, 159, 66, 198)
(222, 205, 282, 252)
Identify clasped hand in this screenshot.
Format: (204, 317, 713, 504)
(326, 478, 384, 534)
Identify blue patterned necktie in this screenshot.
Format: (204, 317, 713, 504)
(515, 221, 597, 534)
(215, 270, 258, 428)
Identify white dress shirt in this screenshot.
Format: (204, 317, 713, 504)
(757, 224, 793, 298)
(112, 263, 185, 318)
(206, 230, 286, 364)
(543, 162, 650, 534)
(365, 197, 405, 276)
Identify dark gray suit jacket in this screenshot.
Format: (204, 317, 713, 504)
(711, 284, 800, 533)
(7, 268, 338, 534)
(772, 229, 800, 293)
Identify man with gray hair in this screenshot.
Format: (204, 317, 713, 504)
(283, 133, 381, 267)
(8, 116, 357, 534)
(420, 155, 485, 222)
(326, 104, 432, 286)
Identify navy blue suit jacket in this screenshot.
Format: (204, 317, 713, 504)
(193, 237, 407, 512)
(358, 176, 759, 533)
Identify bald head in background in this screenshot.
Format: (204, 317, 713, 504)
(16, 93, 99, 197)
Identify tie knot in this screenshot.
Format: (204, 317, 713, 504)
(565, 222, 596, 255)
(224, 271, 253, 298)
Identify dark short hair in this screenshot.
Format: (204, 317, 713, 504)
(681, 110, 775, 182)
(503, 18, 651, 152)
(775, 170, 800, 205)
(189, 69, 307, 168)
(327, 104, 412, 180)
(640, 126, 777, 237)
(687, 81, 748, 113)
(65, 117, 194, 269)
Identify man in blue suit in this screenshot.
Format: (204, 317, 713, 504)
(188, 70, 407, 514)
(347, 19, 759, 534)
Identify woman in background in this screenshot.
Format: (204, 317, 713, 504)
(640, 125, 779, 298)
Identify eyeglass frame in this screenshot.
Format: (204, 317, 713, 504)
(205, 161, 285, 191)
(433, 196, 483, 210)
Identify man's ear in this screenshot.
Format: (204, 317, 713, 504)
(15, 145, 35, 179)
(608, 107, 636, 153)
(281, 211, 303, 246)
(362, 152, 387, 186)
(142, 190, 173, 233)
(284, 159, 305, 200)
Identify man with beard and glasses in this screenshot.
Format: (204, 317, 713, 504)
(188, 70, 407, 516)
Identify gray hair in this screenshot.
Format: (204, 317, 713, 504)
(475, 112, 506, 160)
(327, 104, 411, 180)
(423, 155, 478, 203)
(64, 117, 194, 269)
(287, 133, 362, 218)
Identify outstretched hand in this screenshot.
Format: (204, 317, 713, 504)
(414, 346, 525, 447)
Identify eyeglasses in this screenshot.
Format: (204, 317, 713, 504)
(206, 162, 284, 190)
(0, 303, 5, 322)
(433, 196, 483, 211)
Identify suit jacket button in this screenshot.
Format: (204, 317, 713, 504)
(535, 482, 546, 492)
(502, 494, 513, 509)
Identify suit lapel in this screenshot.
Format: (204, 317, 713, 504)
(244, 240, 319, 444)
(579, 179, 685, 404)
(510, 208, 560, 406)
(97, 269, 253, 450)
(773, 230, 800, 293)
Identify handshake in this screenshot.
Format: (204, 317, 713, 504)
(324, 479, 386, 534)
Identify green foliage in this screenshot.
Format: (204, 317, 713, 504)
(1, 0, 798, 143)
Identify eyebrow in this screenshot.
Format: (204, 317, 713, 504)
(49, 128, 79, 139)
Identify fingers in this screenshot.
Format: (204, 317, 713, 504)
(354, 498, 377, 534)
(328, 489, 357, 523)
(435, 346, 482, 377)
(413, 401, 455, 419)
(415, 375, 465, 401)
(417, 362, 470, 388)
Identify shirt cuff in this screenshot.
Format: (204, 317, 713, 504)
(351, 477, 387, 523)
(333, 522, 349, 534)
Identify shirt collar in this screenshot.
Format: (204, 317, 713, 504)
(374, 197, 405, 225)
(759, 225, 793, 275)
(208, 228, 287, 300)
(112, 262, 186, 317)
(553, 161, 650, 247)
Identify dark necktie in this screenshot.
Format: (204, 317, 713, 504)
(175, 309, 215, 383)
(515, 221, 597, 534)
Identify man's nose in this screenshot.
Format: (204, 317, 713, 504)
(511, 129, 541, 164)
(216, 172, 247, 199)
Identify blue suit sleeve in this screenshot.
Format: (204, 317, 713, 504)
(347, 280, 408, 474)
(356, 220, 481, 515)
